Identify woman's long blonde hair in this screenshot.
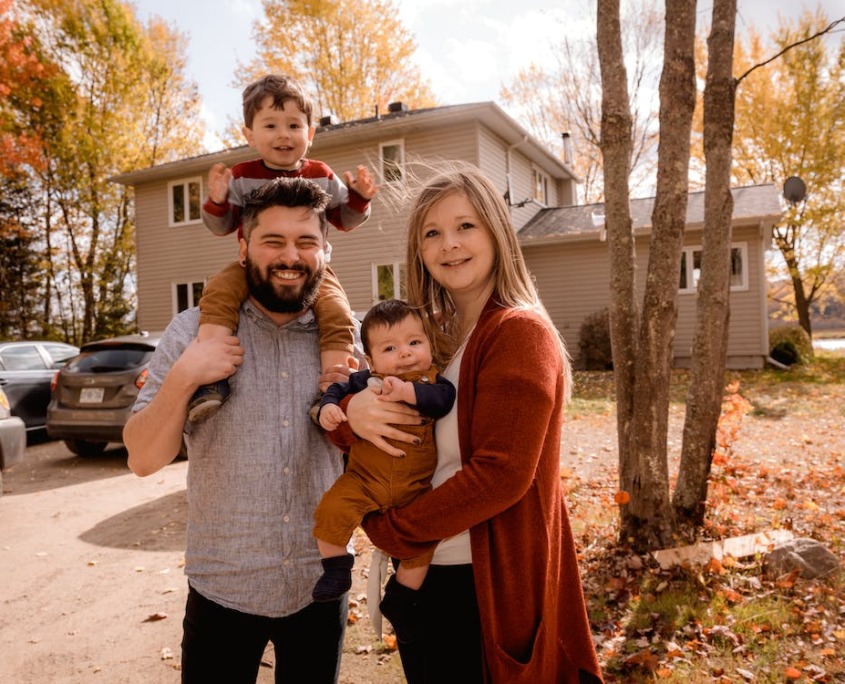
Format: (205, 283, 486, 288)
(404, 162, 572, 401)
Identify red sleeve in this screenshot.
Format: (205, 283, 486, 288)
(324, 395, 358, 451)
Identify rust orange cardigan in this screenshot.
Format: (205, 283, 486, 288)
(333, 297, 603, 683)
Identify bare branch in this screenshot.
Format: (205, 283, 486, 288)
(736, 17, 845, 84)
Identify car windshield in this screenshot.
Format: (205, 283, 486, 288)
(67, 348, 153, 373)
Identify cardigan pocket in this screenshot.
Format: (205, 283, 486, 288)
(489, 615, 547, 682)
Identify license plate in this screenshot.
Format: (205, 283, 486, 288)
(79, 387, 105, 404)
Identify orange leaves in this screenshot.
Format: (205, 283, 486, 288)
(784, 666, 802, 679)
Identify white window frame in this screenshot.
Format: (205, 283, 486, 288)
(531, 167, 550, 206)
(172, 280, 206, 315)
(678, 241, 749, 294)
(379, 140, 405, 184)
(168, 177, 204, 227)
(372, 262, 406, 305)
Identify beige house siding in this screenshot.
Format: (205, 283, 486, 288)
(524, 222, 771, 369)
(118, 103, 776, 370)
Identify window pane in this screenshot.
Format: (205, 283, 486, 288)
(692, 249, 702, 288)
(172, 184, 185, 224)
(0, 345, 47, 370)
(188, 181, 201, 221)
(382, 145, 403, 183)
(730, 247, 743, 287)
(377, 265, 394, 301)
(192, 281, 205, 306)
(176, 283, 188, 312)
(679, 253, 688, 289)
(399, 263, 407, 299)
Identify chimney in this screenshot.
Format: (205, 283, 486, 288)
(319, 115, 339, 127)
(388, 102, 409, 114)
(561, 131, 573, 165)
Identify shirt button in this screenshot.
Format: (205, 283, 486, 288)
(283, 467, 290, 474)
(283, 559, 290, 566)
(283, 515, 290, 523)
(281, 371, 289, 379)
(282, 419, 290, 427)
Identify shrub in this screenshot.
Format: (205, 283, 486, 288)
(578, 308, 613, 370)
(768, 325, 813, 366)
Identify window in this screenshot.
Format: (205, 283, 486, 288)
(174, 281, 206, 314)
(168, 178, 203, 226)
(679, 242, 748, 293)
(380, 141, 405, 184)
(531, 168, 549, 205)
(0, 344, 47, 371)
(373, 263, 406, 304)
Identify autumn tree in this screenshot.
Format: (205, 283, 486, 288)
(14, 0, 205, 343)
(243, 0, 437, 122)
(729, 11, 845, 338)
(673, 0, 737, 534)
(502, 1, 662, 202)
(598, 0, 698, 551)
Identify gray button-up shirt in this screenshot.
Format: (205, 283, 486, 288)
(134, 301, 352, 617)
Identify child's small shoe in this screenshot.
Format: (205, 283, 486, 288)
(379, 574, 420, 644)
(187, 379, 231, 423)
(312, 553, 355, 602)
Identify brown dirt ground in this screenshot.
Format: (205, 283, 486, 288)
(0, 365, 842, 683)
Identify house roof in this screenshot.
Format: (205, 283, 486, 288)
(518, 183, 784, 245)
(111, 101, 577, 185)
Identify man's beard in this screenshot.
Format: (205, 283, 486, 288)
(245, 256, 325, 314)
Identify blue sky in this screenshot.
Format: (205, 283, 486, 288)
(128, 0, 844, 150)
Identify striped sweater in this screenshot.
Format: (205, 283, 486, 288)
(201, 158, 371, 240)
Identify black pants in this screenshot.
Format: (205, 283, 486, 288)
(395, 564, 483, 684)
(181, 584, 347, 683)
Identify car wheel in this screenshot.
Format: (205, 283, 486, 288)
(64, 439, 108, 457)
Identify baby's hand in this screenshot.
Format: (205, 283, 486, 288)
(379, 376, 414, 404)
(319, 404, 347, 431)
(345, 165, 379, 200)
(207, 162, 232, 204)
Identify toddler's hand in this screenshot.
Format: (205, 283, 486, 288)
(207, 162, 232, 204)
(345, 165, 379, 200)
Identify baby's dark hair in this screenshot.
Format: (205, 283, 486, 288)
(241, 177, 329, 240)
(242, 75, 314, 128)
(361, 299, 425, 357)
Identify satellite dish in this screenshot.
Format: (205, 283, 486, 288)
(783, 176, 806, 204)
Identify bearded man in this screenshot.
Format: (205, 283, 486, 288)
(124, 177, 361, 684)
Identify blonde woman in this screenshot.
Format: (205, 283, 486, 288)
(330, 164, 603, 683)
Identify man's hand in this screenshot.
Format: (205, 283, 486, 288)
(176, 336, 244, 389)
(318, 355, 359, 393)
(344, 165, 379, 200)
(207, 162, 232, 204)
(319, 403, 347, 431)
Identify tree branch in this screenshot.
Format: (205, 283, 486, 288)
(736, 17, 845, 85)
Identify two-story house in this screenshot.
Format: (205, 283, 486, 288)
(113, 101, 782, 368)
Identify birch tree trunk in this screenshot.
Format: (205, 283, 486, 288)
(623, 0, 697, 551)
(597, 0, 639, 546)
(674, 0, 738, 535)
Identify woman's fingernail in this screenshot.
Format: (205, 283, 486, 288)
(413, 438, 421, 445)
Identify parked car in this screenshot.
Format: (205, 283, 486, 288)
(0, 341, 80, 433)
(47, 333, 161, 457)
(0, 386, 26, 499)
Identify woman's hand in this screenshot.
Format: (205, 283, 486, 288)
(346, 387, 421, 457)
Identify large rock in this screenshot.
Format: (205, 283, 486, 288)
(763, 537, 841, 579)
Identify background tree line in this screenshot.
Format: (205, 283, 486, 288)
(0, 0, 433, 345)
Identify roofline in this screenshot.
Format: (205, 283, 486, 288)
(519, 215, 779, 248)
(111, 102, 578, 185)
